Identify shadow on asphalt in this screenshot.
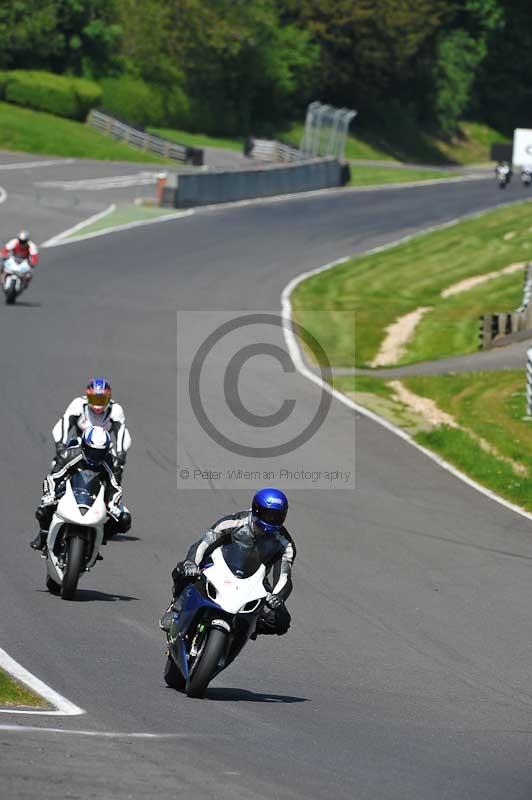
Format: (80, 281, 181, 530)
(206, 687, 308, 703)
(111, 534, 141, 542)
(4, 301, 42, 308)
(73, 589, 138, 602)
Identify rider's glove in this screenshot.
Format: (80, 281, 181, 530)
(265, 593, 284, 611)
(180, 560, 200, 579)
(40, 493, 56, 507)
(107, 504, 121, 521)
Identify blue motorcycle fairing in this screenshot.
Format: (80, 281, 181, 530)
(168, 583, 225, 681)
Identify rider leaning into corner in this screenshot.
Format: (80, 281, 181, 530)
(52, 378, 131, 483)
(161, 488, 296, 637)
(30, 426, 132, 551)
(1, 230, 39, 287)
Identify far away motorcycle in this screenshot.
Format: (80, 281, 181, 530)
(2, 255, 31, 304)
(163, 541, 269, 698)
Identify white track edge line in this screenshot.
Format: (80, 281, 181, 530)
(0, 158, 76, 171)
(0, 725, 204, 738)
(41, 204, 116, 247)
(42, 208, 194, 248)
(0, 648, 85, 716)
(281, 210, 532, 525)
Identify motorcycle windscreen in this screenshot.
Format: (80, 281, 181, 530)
(220, 540, 263, 578)
(69, 469, 103, 508)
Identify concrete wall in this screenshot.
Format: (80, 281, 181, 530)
(162, 158, 344, 208)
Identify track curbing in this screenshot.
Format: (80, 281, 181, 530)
(0, 648, 85, 716)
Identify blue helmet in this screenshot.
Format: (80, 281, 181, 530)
(251, 488, 288, 534)
(82, 426, 111, 468)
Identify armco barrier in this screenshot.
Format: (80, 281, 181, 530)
(163, 158, 344, 208)
(87, 110, 204, 165)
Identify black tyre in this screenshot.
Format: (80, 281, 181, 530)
(164, 655, 185, 690)
(61, 536, 85, 600)
(46, 575, 61, 595)
(186, 627, 228, 698)
(5, 285, 16, 304)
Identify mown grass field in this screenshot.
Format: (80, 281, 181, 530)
(292, 201, 532, 368)
(0, 668, 45, 708)
(0, 102, 171, 163)
(334, 371, 532, 511)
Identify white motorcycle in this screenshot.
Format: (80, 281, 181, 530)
(2, 255, 31, 304)
(163, 541, 269, 698)
(45, 469, 107, 600)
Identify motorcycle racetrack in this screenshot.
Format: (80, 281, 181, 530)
(2, 166, 532, 799)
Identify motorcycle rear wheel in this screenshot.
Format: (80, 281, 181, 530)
(61, 536, 85, 600)
(186, 627, 228, 698)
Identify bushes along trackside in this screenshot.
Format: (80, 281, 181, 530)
(0, 71, 102, 120)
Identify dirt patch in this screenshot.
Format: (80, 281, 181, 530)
(389, 381, 458, 427)
(371, 307, 432, 367)
(389, 380, 528, 477)
(441, 262, 526, 298)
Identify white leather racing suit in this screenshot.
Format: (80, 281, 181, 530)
(52, 397, 131, 458)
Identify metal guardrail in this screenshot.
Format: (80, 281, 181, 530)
(244, 137, 304, 163)
(479, 263, 532, 348)
(87, 110, 204, 165)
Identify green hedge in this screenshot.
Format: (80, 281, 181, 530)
(0, 71, 102, 121)
(100, 75, 189, 128)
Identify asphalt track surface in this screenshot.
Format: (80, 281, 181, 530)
(3, 174, 532, 799)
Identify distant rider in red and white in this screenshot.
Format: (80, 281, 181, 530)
(1, 230, 39, 287)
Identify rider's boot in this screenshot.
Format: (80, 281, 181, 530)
(29, 530, 47, 551)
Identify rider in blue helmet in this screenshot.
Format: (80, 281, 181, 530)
(161, 488, 296, 636)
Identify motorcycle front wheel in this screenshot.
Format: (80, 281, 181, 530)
(4, 285, 16, 304)
(61, 536, 85, 600)
(186, 627, 228, 698)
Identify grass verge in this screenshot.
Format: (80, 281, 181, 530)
(334, 371, 532, 511)
(0, 668, 46, 708)
(64, 204, 183, 240)
(150, 119, 506, 166)
(149, 126, 243, 152)
(292, 201, 532, 368)
(0, 101, 171, 163)
(348, 165, 456, 186)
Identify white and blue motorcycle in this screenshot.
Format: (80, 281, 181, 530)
(45, 469, 107, 600)
(163, 541, 269, 698)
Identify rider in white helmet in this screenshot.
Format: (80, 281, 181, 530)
(30, 426, 131, 551)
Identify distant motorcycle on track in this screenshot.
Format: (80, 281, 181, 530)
(2, 255, 31, 304)
(522, 168, 532, 188)
(163, 540, 269, 698)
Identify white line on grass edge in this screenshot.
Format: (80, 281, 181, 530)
(42, 205, 194, 248)
(281, 203, 532, 525)
(0, 648, 84, 716)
